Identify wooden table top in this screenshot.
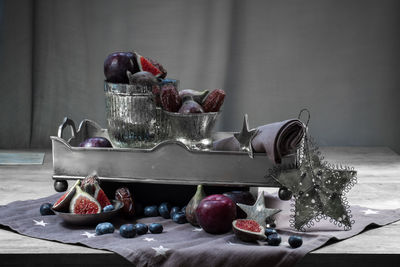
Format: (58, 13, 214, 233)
(1, 147, 399, 267)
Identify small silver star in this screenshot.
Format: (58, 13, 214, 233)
(192, 228, 203, 232)
(237, 192, 281, 227)
(143, 237, 155, 242)
(362, 209, 379, 215)
(33, 219, 48, 227)
(234, 114, 258, 158)
(152, 245, 170, 257)
(81, 232, 96, 238)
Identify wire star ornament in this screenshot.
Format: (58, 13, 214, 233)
(234, 114, 259, 158)
(268, 132, 357, 231)
(237, 192, 281, 227)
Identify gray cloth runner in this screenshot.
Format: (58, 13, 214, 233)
(1, 192, 399, 267)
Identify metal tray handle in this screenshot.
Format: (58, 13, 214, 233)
(58, 117, 77, 140)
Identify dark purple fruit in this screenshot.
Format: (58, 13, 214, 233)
(160, 83, 181, 112)
(267, 233, 281, 246)
(288, 235, 303, 248)
(178, 100, 204, 114)
(40, 203, 55, 216)
(79, 137, 112, 148)
(158, 202, 171, 219)
(202, 89, 226, 112)
(127, 71, 157, 87)
(104, 52, 139, 84)
(278, 187, 292, 201)
(223, 191, 256, 219)
(149, 223, 163, 234)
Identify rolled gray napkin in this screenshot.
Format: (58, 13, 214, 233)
(213, 119, 305, 163)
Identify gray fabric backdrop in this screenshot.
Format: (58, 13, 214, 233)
(1, 0, 400, 152)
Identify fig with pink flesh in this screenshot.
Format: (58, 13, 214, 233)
(232, 219, 266, 242)
(52, 180, 81, 212)
(69, 186, 101, 214)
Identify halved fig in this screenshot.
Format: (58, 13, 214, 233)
(52, 180, 81, 212)
(232, 219, 266, 242)
(69, 186, 101, 214)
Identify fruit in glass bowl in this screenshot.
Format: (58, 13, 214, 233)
(104, 52, 139, 84)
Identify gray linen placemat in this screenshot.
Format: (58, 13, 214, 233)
(0, 192, 399, 267)
(0, 152, 45, 165)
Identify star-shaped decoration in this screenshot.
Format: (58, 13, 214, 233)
(152, 245, 170, 257)
(81, 232, 96, 238)
(143, 237, 155, 242)
(237, 192, 281, 227)
(33, 219, 48, 227)
(362, 209, 379, 215)
(234, 114, 258, 158)
(268, 135, 357, 231)
(192, 228, 203, 232)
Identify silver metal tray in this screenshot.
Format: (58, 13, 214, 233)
(51, 118, 295, 190)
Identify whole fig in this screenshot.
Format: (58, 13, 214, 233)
(178, 100, 204, 114)
(179, 89, 209, 104)
(185, 185, 206, 226)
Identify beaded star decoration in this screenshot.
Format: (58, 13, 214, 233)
(268, 111, 357, 231)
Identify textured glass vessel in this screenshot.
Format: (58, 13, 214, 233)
(160, 110, 220, 150)
(104, 82, 157, 148)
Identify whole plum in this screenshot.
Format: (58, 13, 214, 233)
(79, 137, 112, 148)
(195, 194, 236, 234)
(104, 52, 139, 84)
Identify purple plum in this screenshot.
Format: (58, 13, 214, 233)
(104, 52, 139, 84)
(79, 137, 112, 148)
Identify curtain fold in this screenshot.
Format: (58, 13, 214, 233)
(1, 0, 400, 153)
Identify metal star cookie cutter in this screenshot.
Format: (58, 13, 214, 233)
(234, 114, 259, 158)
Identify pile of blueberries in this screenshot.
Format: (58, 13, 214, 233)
(96, 202, 187, 238)
(265, 228, 303, 248)
(96, 222, 164, 238)
(143, 202, 187, 224)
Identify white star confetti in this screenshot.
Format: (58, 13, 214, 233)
(362, 209, 379, 215)
(33, 219, 48, 227)
(192, 228, 203, 232)
(152, 245, 170, 257)
(143, 237, 155, 242)
(81, 232, 96, 238)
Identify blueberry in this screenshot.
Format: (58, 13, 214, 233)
(278, 187, 293, 201)
(181, 205, 187, 215)
(158, 202, 171, 219)
(103, 204, 114, 212)
(267, 234, 281, 246)
(95, 222, 115, 235)
(265, 228, 277, 236)
(144, 205, 159, 217)
(135, 223, 148, 235)
(149, 223, 163, 234)
(288, 235, 303, 248)
(170, 206, 181, 217)
(40, 203, 55, 216)
(119, 224, 136, 238)
(172, 212, 187, 224)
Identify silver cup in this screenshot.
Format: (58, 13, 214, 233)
(104, 82, 157, 148)
(160, 109, 220, 150)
